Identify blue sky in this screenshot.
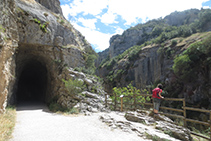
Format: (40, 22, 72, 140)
(60, 0, 211, 52)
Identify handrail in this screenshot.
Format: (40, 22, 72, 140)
(104, 93, 211, 140)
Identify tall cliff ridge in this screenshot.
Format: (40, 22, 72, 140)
(97, 8, 211, 108)
(0, 0, 100, 113)
(97, 9, 211, 62)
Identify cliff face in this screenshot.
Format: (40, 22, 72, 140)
(97, 9, 211, 65)
(98, 32, 211, 107)
(0, 0, 94, 113)
(0, 0, 18, 113)
(35, 0, 63, 15)
(109, 27, 153, 59)
(97, 8, 211, 108)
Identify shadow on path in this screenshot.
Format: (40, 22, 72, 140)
(16, 101, 51, 113)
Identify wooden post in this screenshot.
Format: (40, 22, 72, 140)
(183, 99, 187, 127)
(121, 97, 123, 112)
(114, 93, 116, 111)
(105, 94, 107, 108)
(120, 95, 124, 112)
(134, 94, 137, 111)
(210, 111, 211, 140)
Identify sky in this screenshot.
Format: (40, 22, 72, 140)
(60, 0, 211, 52)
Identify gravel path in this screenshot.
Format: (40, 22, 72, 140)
(11, 102, 143, 141)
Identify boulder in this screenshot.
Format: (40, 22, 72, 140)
(125, 110, 193, 141)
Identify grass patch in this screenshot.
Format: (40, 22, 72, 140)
(0, 106, 16, 141)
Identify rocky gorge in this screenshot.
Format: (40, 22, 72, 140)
(0, 0, 209, 140)
(97, 9, 211, 109)
(0, 0, 104, 114)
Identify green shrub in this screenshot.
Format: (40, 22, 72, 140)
(83, 47, 98, 75)
(62, 78, 85, 96)
(112, 84, 150, 109)
(173, 35, 211, 82)
(171, 40, 177, 46)
(34, 18, 41, 24)
(60, 20, 65, 24)
(0, 25, 5, 33)
(49, 102, 68, 112)
(69, 107, 79, 114)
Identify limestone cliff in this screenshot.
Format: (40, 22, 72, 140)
(0, 0, 18, 113)
(97, 9, 211, 108)
(35, 0, 63, 15)
(97, 9, 211, 65)
(98, 32, 211, 108)
(0, 0, 97, 113)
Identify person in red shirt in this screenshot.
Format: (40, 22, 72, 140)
(152, 84, 164, 115)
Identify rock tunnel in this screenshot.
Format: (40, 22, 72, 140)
(13, 46, 53, 105)
(16, 59, 47, 103)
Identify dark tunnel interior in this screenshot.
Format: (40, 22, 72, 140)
(16, 60, 47, 103)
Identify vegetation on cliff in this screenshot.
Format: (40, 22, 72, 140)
(173, 33, 211, 88)
(98, 8, 211, 88)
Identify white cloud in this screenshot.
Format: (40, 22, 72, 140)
(100, 12, 118, 25)
(66, 0, 108, 16)
(61, 0, 209, 51)
(203, 6, 211, 8)
(106, 0, 208, 25)
(72, 22, 112, 51)
(114, 27, 124, 35)
(61, 4, 72, 19)
(77, 18, 97, 30)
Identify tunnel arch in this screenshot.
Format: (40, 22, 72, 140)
(16, 59, 48, 103)
(13, 47, 54, 105)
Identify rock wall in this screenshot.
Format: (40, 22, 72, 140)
(0, 0, 19, 113)
(0, 0, 94, 113)
(109, 27, 153, 58)
(164, 9, 200, 26)
(35, 0, 63, 15)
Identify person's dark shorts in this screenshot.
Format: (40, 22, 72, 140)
(153, 98, 161, 110)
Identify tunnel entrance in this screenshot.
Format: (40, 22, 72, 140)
(16, 60, 47, 103)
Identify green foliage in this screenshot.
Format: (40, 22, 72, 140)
(0, 25, 5, 33)
(106, 58, 117, 70)
(112, 84, 150, 109)
(62, 78, 85, 95)
(171, 40, 177, 46)
(34, 18, 41, 24)
(49, 97, 79, 114)
(173, 35, 211, 82)
(69, 107, 79, 114)
(60, 20, 65, 24)
(105, 68, 126, 83)
(34, 19, 49, 33)
(100, 9, 211, 87)
(49, 102, 68, 112)
(198, 9, 211, 31)
(98, 56, 109, 68)
(84, 47, 98, 75)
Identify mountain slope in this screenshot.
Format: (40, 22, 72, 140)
(97, 8, 211, 108)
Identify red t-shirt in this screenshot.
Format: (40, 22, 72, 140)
(152, 88, 162, 99)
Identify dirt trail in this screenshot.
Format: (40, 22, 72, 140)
(11, 102, 143, 141)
